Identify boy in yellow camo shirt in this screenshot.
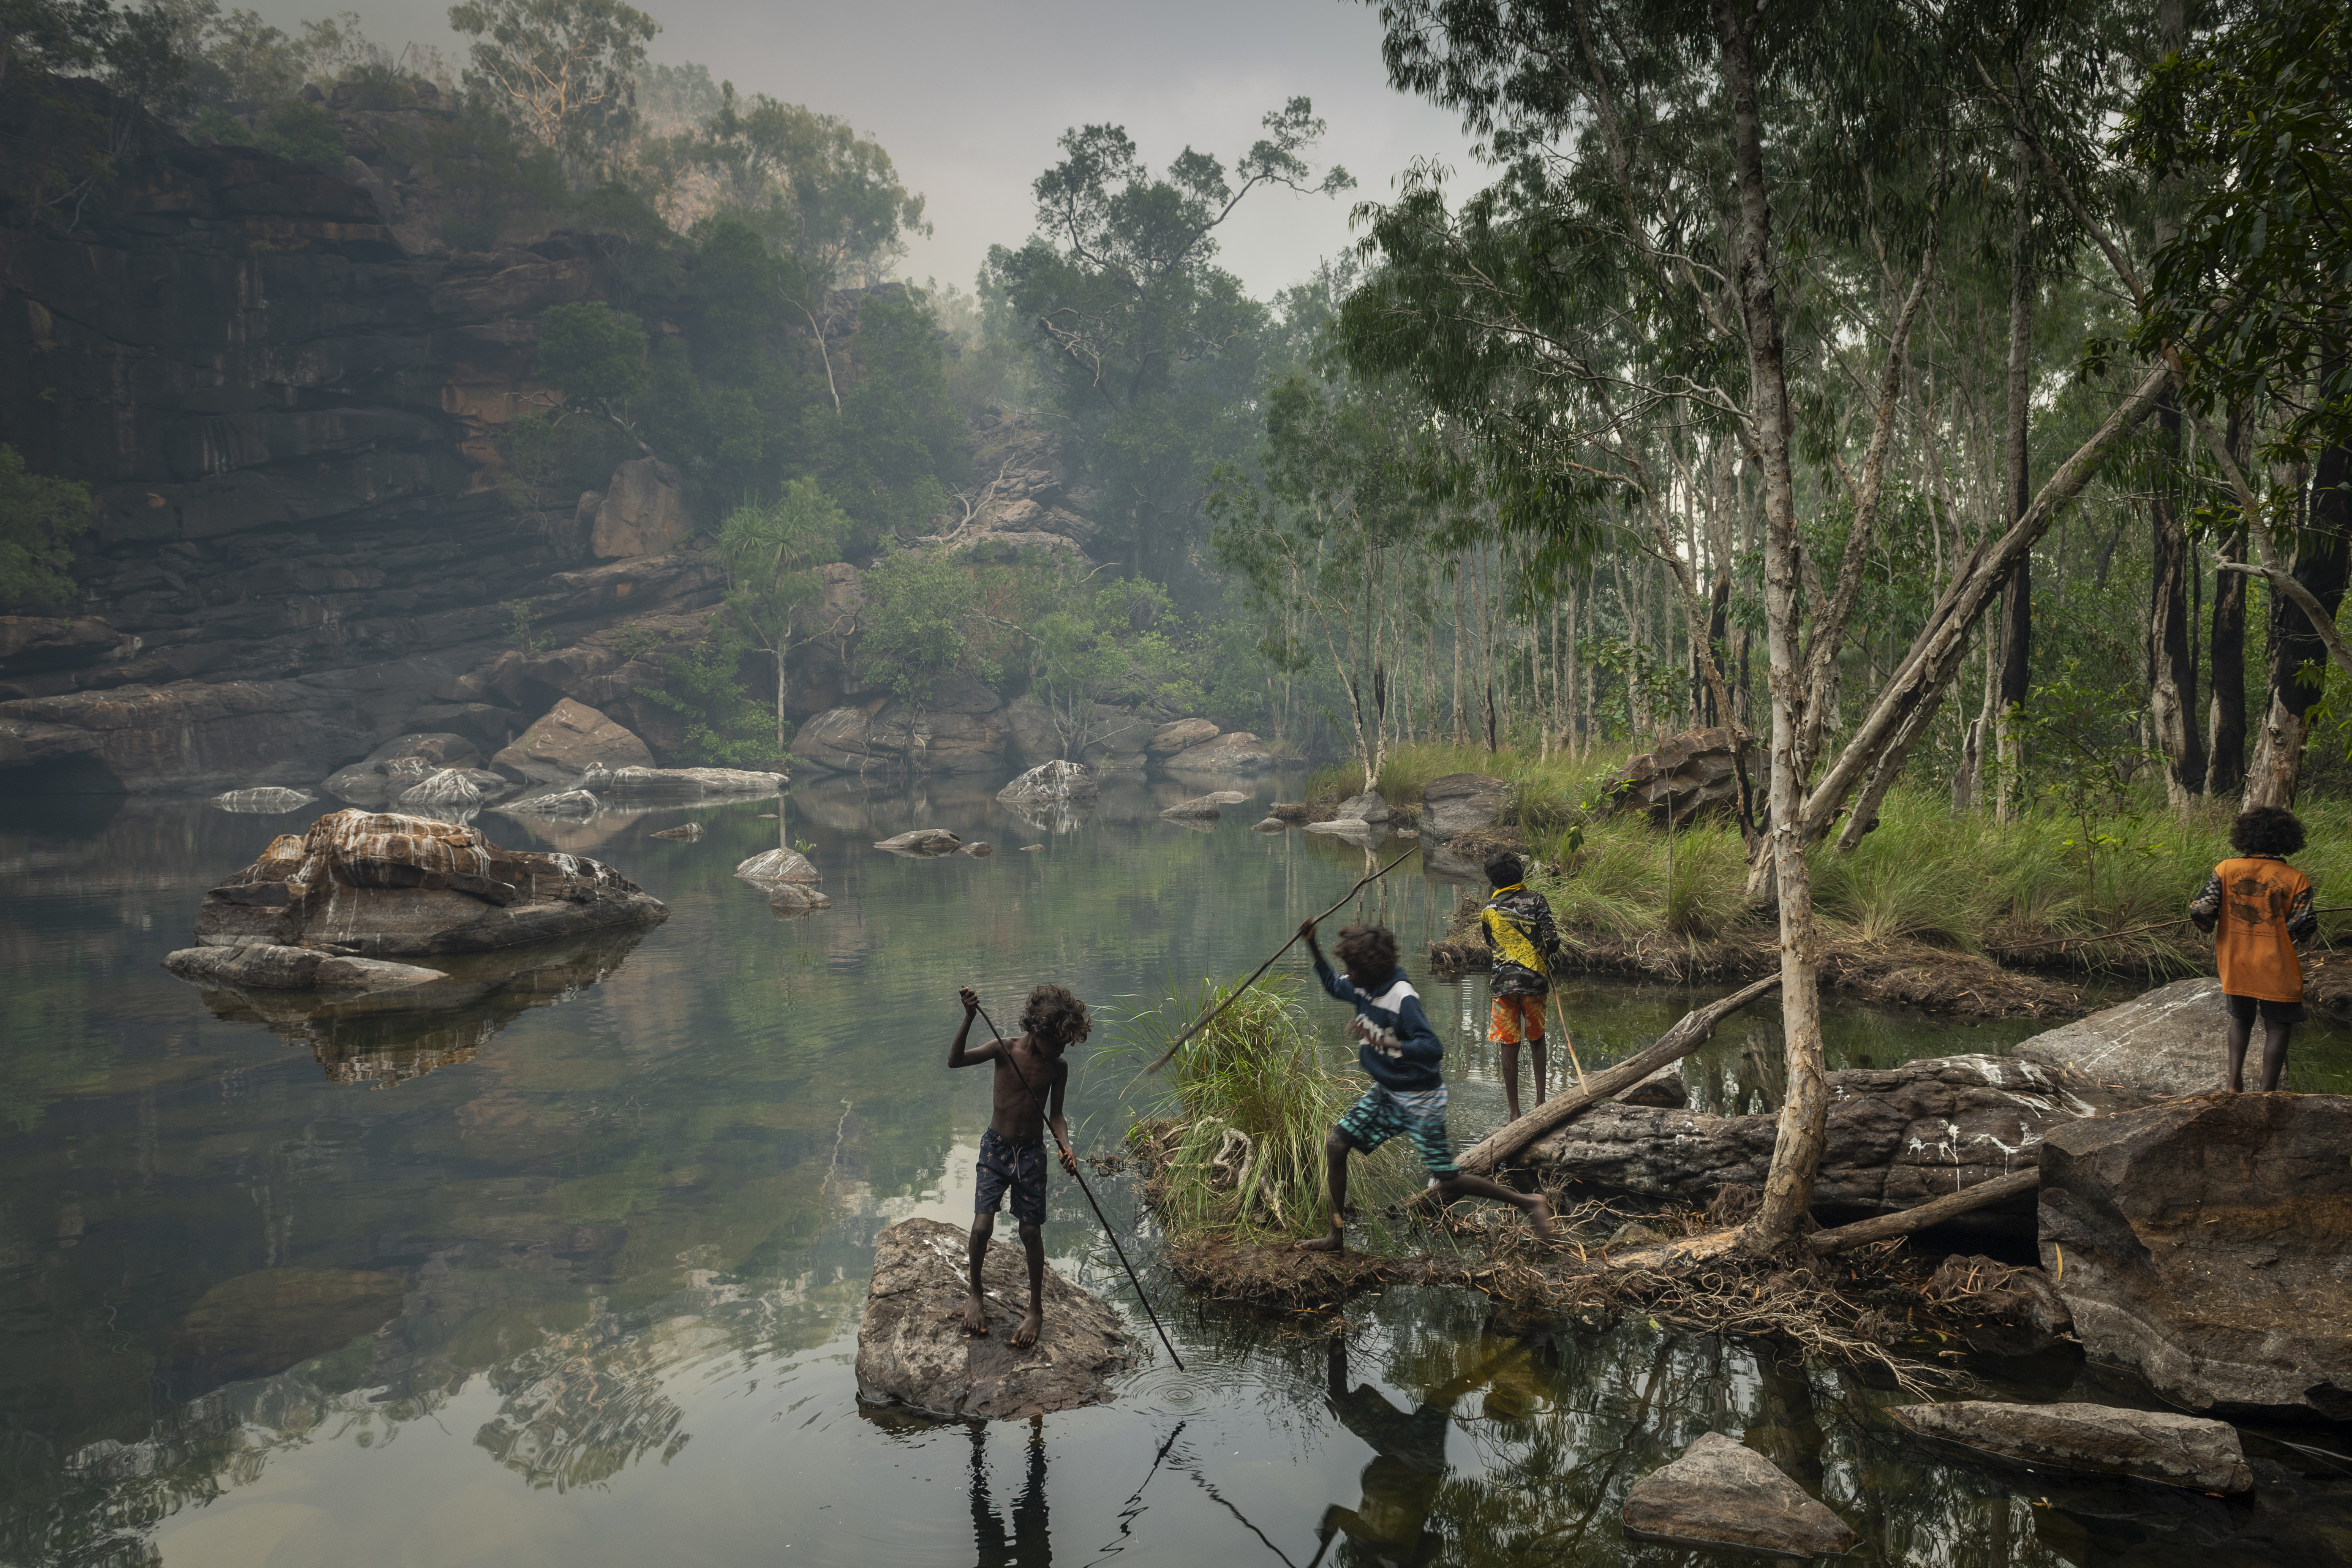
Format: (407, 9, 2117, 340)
(2189, 805, 2317, 1092)
(1480, 852, 1565, 1122)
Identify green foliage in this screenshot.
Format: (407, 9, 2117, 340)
(0, 444, 92, 612)
(1115, 976, 1416, 1244)
(421, 93, 570, 249)
(445, 0, 658, 167)
(635, 618, 784, 768)
(2125, 0, 2352, 452)
(538, 300, 649, 416)
(984, 101, 1348, 585)
(718, 476, 848, 747)
(2013, 660, 2164, 891)
(680, 83, 928, 285)
(502, 596, 540, 655)
(192, 95, 344, 169)
(854, 547, 977, 705)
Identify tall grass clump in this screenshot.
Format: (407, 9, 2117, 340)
(1114, 976, 1419, 1244)
(1307, 739, 1639, 812)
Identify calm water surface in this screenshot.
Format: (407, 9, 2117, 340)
(3, 775, 2347, 1566)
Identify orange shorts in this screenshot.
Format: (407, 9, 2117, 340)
(1489, 995, 1546, 1045)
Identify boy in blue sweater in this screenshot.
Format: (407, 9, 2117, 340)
(1294, 919, 1554, 1254)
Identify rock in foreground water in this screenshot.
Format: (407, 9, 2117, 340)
(1888, 1401, 2253, 1493)
(1621, 1431, 1857, 1556)
(191, 810, 668, 956)
(875, 829, 963, 855)
(2039, 1093, 2352, 1419)
(855, 1217, 1134, 1420)
(164, 944, 443, 992)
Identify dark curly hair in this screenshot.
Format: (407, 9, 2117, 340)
(1022, 983, 1091, 1051)
(1485, 852, 1524, 887)
(2232, 805, 2306, 858)
(1334, 923, 1399, 987)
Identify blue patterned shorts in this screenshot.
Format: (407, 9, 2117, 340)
(1337, 1084, 1459, 1179)
(975, 1127, 1048, 1227)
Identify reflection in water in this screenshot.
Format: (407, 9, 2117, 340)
(189, 927, 651, 1088)
(971, 1417, 1052, 1567)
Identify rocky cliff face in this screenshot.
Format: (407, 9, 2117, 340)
(0, 131, 723, 791)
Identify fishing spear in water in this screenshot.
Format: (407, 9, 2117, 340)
(1146, 847, 1417, 1073)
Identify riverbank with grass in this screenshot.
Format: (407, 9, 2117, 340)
(1317, 741, 2352, 1020)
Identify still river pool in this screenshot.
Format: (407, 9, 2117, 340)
(3, 773, 2347, 1566)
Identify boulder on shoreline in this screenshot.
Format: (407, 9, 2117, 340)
(1529, 1054, 2145, 1222)
(1161, 732, 1274, 776)
(1421, 773, 1509, 840)
(1331, 790, 1392, 823)
(2038, 1093, 2352, 1419)
(1603, 725, 1753, 828)
(1621, 1432, 1856, 1557)
(855, 1217, 1135, 1420)
(2013, 976, 2226, 1094)
(490, 699, 653, 786)
(1147, 718, 1218, 756)
(1888, 1401, 2253, 1494)
(580, 764, 787, 800)
(191, 810, 667, 956)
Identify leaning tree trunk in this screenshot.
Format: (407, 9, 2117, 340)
(1715, 0, 1826, 1255)
(2246, 442, 2352, 808)
(2148, 396, 2206, 805)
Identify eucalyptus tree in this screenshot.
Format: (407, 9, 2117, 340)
(1350, 0, 2178, 1249)
(717, 477, 851, 752)
(983, 101, 1352, 588)
(445, 0, 658, 172)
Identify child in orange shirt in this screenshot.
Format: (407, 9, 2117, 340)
(2188, 806, 2317, 1092)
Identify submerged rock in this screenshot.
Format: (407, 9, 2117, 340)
(211, 787, 318, 814)
(959, 841, 995, 857)
(191, 810, 667, 956)
(1251, 817, 1286, 833)
(497, 788, 600, 817)
(997, 759, 1097, 804)
(735, 847, 820, 885)
(2038, 1093, 2352, 1419)
(855, 1217, 1134, 1420)
(1622, 1431, 1857, 1557)
(580, 763, 787, 800)
(767, 883, 832, 915)
(649, 822, 703, 839)
(1888, 1401, 2253, 1494)
(1160, 794, 1224, 820)
(2014, 976, 2227, 1094)
(163, 944, 443, 992)
(875, 828, 964, 855)
(1531, 1054, 2145, 1222)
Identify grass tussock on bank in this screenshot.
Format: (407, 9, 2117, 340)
(1115, 977, 1421, 1246)
(1360, 739, 2352, 1005)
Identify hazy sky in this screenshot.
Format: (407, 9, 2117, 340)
(261, 0, 1487, 297)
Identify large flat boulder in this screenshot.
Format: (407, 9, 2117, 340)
(1162, 731, 1274, 775)
(735, 848, 820, 886)
(1531, 1054, 2145, 1220)
(2014, 976, 2227, 1095)
(590, 457, 691, 559)
(1147, 718, 1218, 756)
(2038, 1093, 2352, 1419)
(855, 1217, 1134, 1420)
(1621, 1432, 1856, 1557)
(491, 699, 653, 785)
(1603, 724, 1751, 828)
(1332, 789, 1392, 823)
(1888, 1401, 2253, 1494)
(1420, 772, 1510, 840)
(190, 810, 668, 956)
(163, 944, 443, 993)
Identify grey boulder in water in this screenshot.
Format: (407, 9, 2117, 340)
(856, 1217, 1133, 1419)
(874, 828, 963, 855)
(163, 944, 443, 992)
(211, 787, 318, 814)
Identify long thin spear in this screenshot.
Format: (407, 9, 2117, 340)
(970, 999, 1185, 1373)
(1146, 847, 1418, 1073)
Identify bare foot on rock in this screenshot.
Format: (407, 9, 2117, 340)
(1010, 1307, 1042, 1348)
(962, 1295, 991, 1337)
(1293, 1228, 1345, 1254)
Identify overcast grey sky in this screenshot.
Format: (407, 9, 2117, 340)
(257, 0, 1486, 297)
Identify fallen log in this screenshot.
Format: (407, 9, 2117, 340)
(1453, 974, 1783, 1179)
(1805, 1167, 2040, 1256)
